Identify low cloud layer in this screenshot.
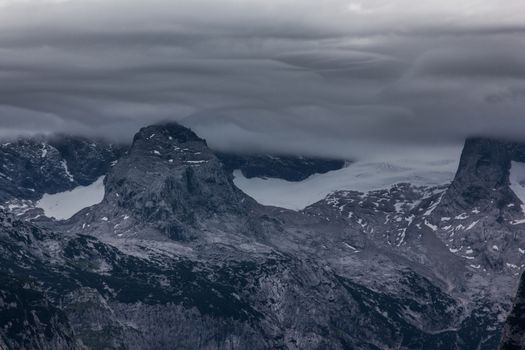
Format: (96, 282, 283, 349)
(0, 0, 524, 158)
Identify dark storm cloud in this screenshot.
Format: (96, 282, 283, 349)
(0, 0, 524, 158)
(412, 46, 525, 79)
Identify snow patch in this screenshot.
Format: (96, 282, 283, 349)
(343, 242, 359, 252)
(61, 160, 75, 182)
(36, 176, 105, 220)
(423, 192, 444, 216)
(466, 220, 479, 231)
(455, 213, 468, 220)
(424, 220, 438, 231)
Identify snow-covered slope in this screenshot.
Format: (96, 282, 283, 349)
(233, 152, 461, 210)
(36, 176, 105, 220)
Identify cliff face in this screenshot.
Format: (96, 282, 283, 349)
(438, 137, 525, 211)
(500, 273, 525, 350)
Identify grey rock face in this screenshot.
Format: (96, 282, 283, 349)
(305, 183, 446, 247)
(48, 135, 127, 187)
(77, 123, 254, 241)
(0, 211, 83, 350)
(1, 204, 490, 350)
(500, 272, 525, 349)
(422, 138, 525, 276)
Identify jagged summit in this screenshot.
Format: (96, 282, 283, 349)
(73, 122, 255, 240)
(443, 137, 525, 209)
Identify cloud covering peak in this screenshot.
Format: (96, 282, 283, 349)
(0, 0, 524, 158)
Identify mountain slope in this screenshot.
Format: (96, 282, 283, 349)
(0, 124, 521, 349)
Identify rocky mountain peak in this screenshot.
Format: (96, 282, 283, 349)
(443, 137, 525, 209)
(83, 122, 254, 240)
(132, 122, 207, 148)
(417, 137, 525, 273)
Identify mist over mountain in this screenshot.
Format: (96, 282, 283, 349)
(0, 0, 524, 159)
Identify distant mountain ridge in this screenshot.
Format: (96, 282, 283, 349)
(0, 135, 125, 202)
(217, 152, 346, 181)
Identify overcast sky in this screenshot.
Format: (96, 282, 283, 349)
(0, 0, 524, 158)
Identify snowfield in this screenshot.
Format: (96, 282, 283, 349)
(36, 176, 106, 220)
(233, 151, 461, 210)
